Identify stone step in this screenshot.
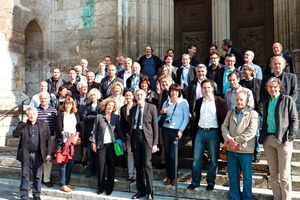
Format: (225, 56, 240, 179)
(1, 155, 300, 192)
(1, 167, 300, 200)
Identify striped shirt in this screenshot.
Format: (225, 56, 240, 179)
(37, 105, 57, 134)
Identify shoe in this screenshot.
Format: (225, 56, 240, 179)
(206, 185, 214, 191)
(127, 176, 133, 181)
(164, 178, 171, 185)
(43, 181, 53, 187)
(86, 172, 96, 178)
(171, 179, 176, 186)
(131, 176, 136, 181)
(187, 184, 198, 190)
(60, 185, 72, 192)
(67, 184, 75, 189)
(147, 192, 154, 200)
(252, 156, 260, 163)
(34, 197, 41, 200)
(97, 188, 103, 194)
(132, 191, 146, 199)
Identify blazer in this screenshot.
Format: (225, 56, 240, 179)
(228, 47, 244, 68)
(46, 77, 66, 95)
(213, 67, 239, 97)
(56, 112, 82, 138)
(240, 78, 261, 108)
(126, 73, 145, 89)
(259, 94, 298, 144)
(130, 103, 158, 148)
(260, 72, 298, 103)
(90, 112, 123, 149)
(120, 103, 136, 136)
(87, 81, 100, 93)
(82, 102, 102, 147)
(176, 65, 196, 86)
(194, 96, 227, 143)
(13, 120, 53, 162)
(221, 108, 258, 153)
(100, 76, 123, 99)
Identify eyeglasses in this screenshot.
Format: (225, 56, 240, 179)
(225, 60, 235, 62)
(210, 57, 219, 60)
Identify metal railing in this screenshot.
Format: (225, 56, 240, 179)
(0, 98, 30, 122)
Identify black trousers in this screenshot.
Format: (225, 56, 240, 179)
(96, 143, 115, 195)
(132, 130, 153, 194)
(20, 152, 43, 199)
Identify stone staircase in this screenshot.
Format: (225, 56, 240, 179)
(1, 135, 300, 199)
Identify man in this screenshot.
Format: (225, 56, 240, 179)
(13, 107, 52, 200)
(86, 70, 100, 92)
(36, 92, 57, 188)
(221, 39, 244, 68)
(206, 52, 225, 80)
(240, 64, 262, 163)
(213, 53, 239, 97)
(74, 65, 87, 82)
(45, 68, 65, 96)
(29, 81, 56, 108)
(176, 54, 196, 98)
(118, 57, 133, 87)
(103, 55, 112, 68)
(63, 68, 79, 98)
(204, 45, 225, 67)
(222, 91, 258, 200)
(259, 77, 298, 200)
(75, 81, 88, 119)
(178, 44, 199, 67)
(138, 45, 163, 90)
(260, 56, 298, 103)
(99, 64, 123, 99)
(224, 72, 254, 110)
(238, 50, 263, 80)
(94, 61, 107, 83)
(126, 62, 145, 90)
(187, 79, 227, 191)
(264, 42, 295, 75)
(80, 59, 89, 76)
(130, 89, 158, 200)
(116, 55, 125, 72)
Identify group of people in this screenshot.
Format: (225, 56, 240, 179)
(13, 39, 297, 200)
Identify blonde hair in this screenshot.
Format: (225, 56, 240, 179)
(101, 97, 118, 112)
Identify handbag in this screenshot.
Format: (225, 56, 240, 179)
(114, 139, 124, 156)
(158, 114, 166, 127)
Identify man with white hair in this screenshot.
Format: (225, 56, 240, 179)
(74, 65, 87, 82)
(80, 59, 89, 76)
(238, 50, 263, 80)
(29, 81, 56, 108)
(36, 92, 57, 187)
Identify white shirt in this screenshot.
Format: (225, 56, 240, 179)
(123, 70, 132, 86)
(134, 104, 144, 129)
(181, 65, 190, 88)
(198, 97, 218, 128)
(103, 126, 113, 144)
(95, 72, 105, 83)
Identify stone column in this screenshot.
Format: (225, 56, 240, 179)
(211, 0, 230, 50)
(273, 0, 300, 53)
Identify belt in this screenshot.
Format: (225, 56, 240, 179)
(267, 132, 275, 135)
(199, 127, 217, 131)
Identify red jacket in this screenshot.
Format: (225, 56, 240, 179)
(55, 134, 75, 164)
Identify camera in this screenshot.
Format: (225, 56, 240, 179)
(165, 119, 171, 124)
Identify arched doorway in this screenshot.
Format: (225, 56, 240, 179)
(24, 20, 44, 97)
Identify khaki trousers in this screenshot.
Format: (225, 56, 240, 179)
(263, 135, 293, 200)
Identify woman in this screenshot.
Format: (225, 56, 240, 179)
(259, 77, 298, 200)
(156, 55, 177, 94)
(53, 85, 69, 112)
(57, 96, 81, 192)
(139, 76, 159, 107)
(120, 88, 136, 181)
(82, 88, 102, 178)
(160, 83, 189, 186)
(90, 98, 124, 195)
(110, 82, 125, 115)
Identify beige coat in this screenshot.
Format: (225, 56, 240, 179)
(221, 108, 258, 153)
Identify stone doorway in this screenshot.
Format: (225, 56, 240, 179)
(24, 20, 44, 97)
(174, 0, 212, 63)
(230, 0, 274, 69)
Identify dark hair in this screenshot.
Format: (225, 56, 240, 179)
(222, 39, 233, 48)
(139, 76, 152, 90)
(123, 88, 135, 96)
(168, 83, 182, 97)
(201, 79, 215, 90)
(164, 54, 173, 60)
(210, 44, 218, 50)
(166, 49, 174, 54)
(57, 85, 68, 98)
(225, 53, 236, 59)
(210, 51, 220, 57)
(68, 68, 76, 73)
(228, 71, 240, 80)
(145, 45, 154, 53)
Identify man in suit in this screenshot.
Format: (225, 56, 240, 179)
(130, 89, 158, 200)
(94, 61, 107, 83)
(13, 107, 52, 200)
(117, 57, 132, 87)
(176, 54, 196, 98)
(126, 62, 145, 91)
(264, 42, 295, 75)
(260, 56, 298, 103)
(86, 71, 100, 92)
(206, 52, 225, 80)
(221, 39, 244, 68)
(99, 64, 123, 99)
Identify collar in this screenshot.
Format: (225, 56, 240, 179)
(270, 93, 280, 101)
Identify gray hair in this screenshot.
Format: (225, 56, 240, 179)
(77, 81, 88, 91)
(26, 107, 38, 115)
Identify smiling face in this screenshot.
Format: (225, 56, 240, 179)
(124, 91, 134, 103)
(196, 67, 207, 81)
(272, 43, 283, 56)
(228, 73, 240, 90)
(105, 101, 115, 114)
(271, 56, 285, 75)
(27, 109, 38, 123)
(266, 80, 281, 98)
(235, 92, 248, 111)
(202, 82, 214, 98)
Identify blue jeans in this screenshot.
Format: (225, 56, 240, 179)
(162, 127, 180, 180)
(227, 151, 252, 200)
(191, 128, 219, 187)
(59, 157, 74, 186)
